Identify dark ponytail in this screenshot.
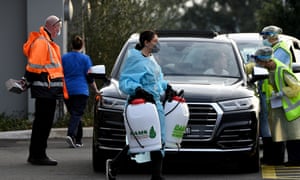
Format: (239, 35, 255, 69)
(71, 35, 83, 50)
(135, 43, 143, 50)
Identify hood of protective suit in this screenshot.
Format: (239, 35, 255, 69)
(119, 48, 168, 99)
(23, 26, 51, 57)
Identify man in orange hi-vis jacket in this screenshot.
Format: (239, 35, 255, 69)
(23, 15, 68, 166)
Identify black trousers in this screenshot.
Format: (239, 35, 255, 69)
(262, 137, 285, 164)
(263, 138, 300, 163)
(29, 98, 57, 158)
(287, 140, 300, 162)
(64, 95, 88, 143)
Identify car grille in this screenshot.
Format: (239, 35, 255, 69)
(96, 103, 257, 151)
(216, 112, 257, 149)
(184, 103, 217, 140)
(181, 103, 257, 150)
(96, 109, 126, 149)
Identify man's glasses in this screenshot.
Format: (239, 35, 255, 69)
(52, 19, 62, 27)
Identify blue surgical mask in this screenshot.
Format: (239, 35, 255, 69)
(263, 39, 272, 47)
(152, 42, 160, 53)
(57, 29, 61, 36)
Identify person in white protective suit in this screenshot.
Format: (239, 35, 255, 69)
(105, 30, 177, 180)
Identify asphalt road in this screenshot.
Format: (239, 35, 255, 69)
(2, 128, 300, 179)
(0, 137, 263, 180)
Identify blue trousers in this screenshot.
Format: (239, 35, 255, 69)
(258, 81, 271, 137)
(64, 95, 88, 143)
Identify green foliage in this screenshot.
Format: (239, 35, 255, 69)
(256, 0, 300, 39)
(68, 0, 187, 114)
(53, 111, 94, 128)
(70, 0, 186, 74)
(0, 113, 32, 131)
(0, 111, 94, 131)
(181, 0, 262, 32)
(52, 114, 69, 128)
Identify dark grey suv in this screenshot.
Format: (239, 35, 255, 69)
(92, 31, 261, 172)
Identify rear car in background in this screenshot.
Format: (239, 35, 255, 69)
(92, 31, 263, 173)
(217, 33, 300, 77)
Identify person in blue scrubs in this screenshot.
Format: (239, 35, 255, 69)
(62, 35, 100, 148)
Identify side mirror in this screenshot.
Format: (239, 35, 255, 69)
(88, 65, 106, 79)
(251, 66, 269, 82)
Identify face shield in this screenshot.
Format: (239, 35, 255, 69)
(260, 32, 276, 46)
(260, 31, 277, 39)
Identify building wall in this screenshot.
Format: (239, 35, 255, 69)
(0, 0, 28, 118)
(0, 0, 67, 119)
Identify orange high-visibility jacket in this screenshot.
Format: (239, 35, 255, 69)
(23, 26, 68, 99)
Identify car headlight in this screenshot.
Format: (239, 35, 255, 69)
(100, 96, 126, 110)
(219, 97, 258, 112)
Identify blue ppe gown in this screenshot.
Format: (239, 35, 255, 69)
(119, 48, 168, 156)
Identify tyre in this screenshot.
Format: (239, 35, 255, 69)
(239, 145, 260, 173)
(92, 138, 106, 172)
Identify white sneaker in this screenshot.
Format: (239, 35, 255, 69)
(65, 136, 76, 148)
(106, 159, 116, 180)
(75, 143, 83, 148)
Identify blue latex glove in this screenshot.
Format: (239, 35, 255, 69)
(272, 91, 283, 97)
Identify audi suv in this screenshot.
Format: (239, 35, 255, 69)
(92, 31, 261, 173)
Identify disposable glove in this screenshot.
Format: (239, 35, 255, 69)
(271, 91, 283, 97)
(133, 87, 155, 104)
(165, 84, 177, 102)
(245, 62, 255, 75)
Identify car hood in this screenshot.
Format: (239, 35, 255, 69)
(172, 83, 255, 102)
(102, 79, 255, 103)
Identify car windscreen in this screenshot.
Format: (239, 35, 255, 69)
(117, 40, 242, 85)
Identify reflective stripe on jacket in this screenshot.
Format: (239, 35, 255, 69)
(273, 59, 300, 121)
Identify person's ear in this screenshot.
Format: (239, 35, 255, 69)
(144, 40, 149, 47)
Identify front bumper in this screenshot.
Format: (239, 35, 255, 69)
(93, 102, 259, 154)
